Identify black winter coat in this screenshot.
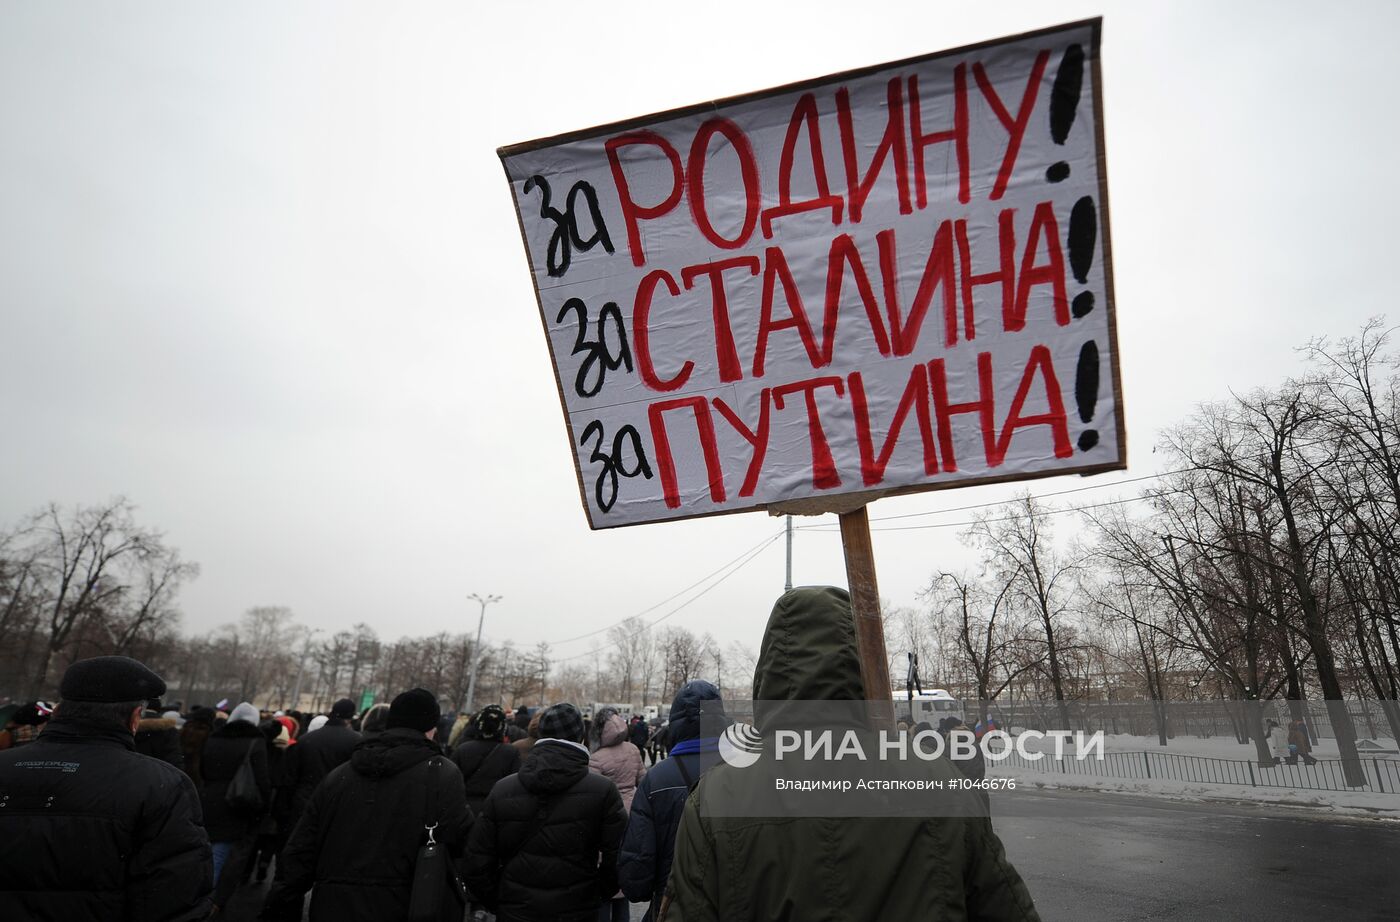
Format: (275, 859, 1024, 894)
(465, 738, 626, 922)
(135, 716, 185, 770)
(0, 717, 213, 921)
(179, 718, 212, 785)
(280, 720, 360, 820)
(450, 737, 521, 816)
(198, 719, 272, 841)
(260, 728, 472, 922)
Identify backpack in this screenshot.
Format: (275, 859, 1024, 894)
(225, 740, 263, 813)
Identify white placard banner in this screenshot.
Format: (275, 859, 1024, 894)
(500, 18, 1123, 529)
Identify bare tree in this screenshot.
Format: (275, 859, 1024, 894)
(23, 499, 182, 697)
(968, 494, 1077, 729)
(925, 571, 1037, 724)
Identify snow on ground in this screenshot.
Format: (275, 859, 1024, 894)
(987, 764, 1400, 819)
(1010, 732, 1399, 760)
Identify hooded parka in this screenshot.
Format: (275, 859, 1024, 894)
(465, 737, 627, 922)
(591, 712, 646, 813)
(661, 586, 1041, 921)
(260, 727, 472, 922)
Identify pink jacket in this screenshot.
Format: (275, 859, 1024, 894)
(589, 713, 645, 813)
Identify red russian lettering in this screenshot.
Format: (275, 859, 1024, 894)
(928, 352, 997, 472)
(909, 66, 970, 207)
(849, 366, 937, 486)
(647, 396, 727, 509)
(754, 246, 822, 377)
(606, 131, 685, 267)
(972, 51, 1050, 201)
(761, 93, 845, 237)
(687, 118, 761, 251)
(955, 209, 1017, 343)
(632, 270, 692, 392)
(681, 257, 760, 384)
(712, 388, 772, 497)
(773, 377, 845, 489)
(992, 345, 1072, 465)
(836, 77, 912, 223)
(880, 221, 957, 354)
(822, 234, 893, 365)
(1009, 201, 1070, 331)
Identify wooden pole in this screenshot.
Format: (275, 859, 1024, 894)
(839, 506, 894, 728)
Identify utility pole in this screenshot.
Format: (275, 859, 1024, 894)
(465, 593, 502, 714)
(289, 628, 322, 711)
(785, 515, 794, 591)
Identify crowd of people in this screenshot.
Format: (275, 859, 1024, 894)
(0, 586, 1040, 921)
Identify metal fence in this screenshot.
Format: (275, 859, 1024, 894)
(981, 698, 1399, 742)
(990, 749, 1400, 794)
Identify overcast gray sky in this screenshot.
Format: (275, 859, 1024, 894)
(3, 1, 1396, 669)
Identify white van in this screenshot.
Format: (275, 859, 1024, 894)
(892, 689, 964, 725)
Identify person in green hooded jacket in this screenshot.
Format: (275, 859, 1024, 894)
(661, 586, 1040, 921)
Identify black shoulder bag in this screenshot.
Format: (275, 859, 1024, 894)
(225, 740, 263, 813)
(408, 757, 467, 922)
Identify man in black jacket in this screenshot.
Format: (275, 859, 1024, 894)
(261, 688, 472, 922)
(465, 702, 627, 922)
(0, 655, 213, 921)
(278, 696, 360, 831)
(618, 680, 725, 920)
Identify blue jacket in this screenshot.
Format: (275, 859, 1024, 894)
(617, 681, 724, 917)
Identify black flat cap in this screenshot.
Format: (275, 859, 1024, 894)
(59, 656, 167, 703)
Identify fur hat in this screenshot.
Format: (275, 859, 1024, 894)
(472, 704, 508, 740)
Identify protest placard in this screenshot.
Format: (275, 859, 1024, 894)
(500, 18, 1122, 532)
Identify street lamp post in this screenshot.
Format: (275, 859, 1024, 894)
(464, 593, 502, 714)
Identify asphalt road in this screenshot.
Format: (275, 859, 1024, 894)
(996, 789, 1399, 920)
(222, 788, 1399, 921)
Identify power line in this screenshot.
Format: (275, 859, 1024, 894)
(549, 528, 787, 647)
(550, 532, 783, 664)
(859, 431, 1354, 526)
(796, 492, 1173, 534)
(866, 468, 1191, 523)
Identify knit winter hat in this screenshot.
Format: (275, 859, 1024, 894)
(229, 702, 260, 725)
(387, 688, 440, 733)
(275, 715, 299, 741)
(306, 715, 328, 733)
(472, 704, 508, 740)
(330, 698, 356, 720)
(59, 656, 166, 703)
(538, 703, 585, 743)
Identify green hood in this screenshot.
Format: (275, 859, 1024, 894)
(752, 586, 865, 703)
